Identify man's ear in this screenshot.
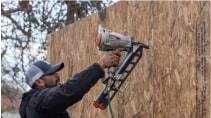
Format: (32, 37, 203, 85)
(34, 79, 45, 88)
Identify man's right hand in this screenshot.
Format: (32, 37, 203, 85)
(98, 52, 121, 68)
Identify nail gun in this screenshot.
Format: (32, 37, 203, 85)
(93, 26, 149, 110)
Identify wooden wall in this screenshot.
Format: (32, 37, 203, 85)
(47, 1, 210, 118)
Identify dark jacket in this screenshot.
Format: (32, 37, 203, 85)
(19, 63, 104, 118)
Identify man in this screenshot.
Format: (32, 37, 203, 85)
(19, 52, 120, 118)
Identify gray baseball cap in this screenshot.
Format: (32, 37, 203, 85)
(25, 60, 64, 87)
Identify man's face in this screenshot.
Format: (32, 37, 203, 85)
(38, 73, 61, 88)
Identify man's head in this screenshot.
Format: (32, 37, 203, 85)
(25, 61, 64, 89)
(34, 72, 60, 89)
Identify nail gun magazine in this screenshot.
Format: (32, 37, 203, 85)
(93, 25, 149, 110)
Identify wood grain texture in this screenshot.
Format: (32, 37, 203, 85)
(47, 1, 210, 118)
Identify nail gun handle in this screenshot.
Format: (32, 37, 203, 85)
(138, 42, 149, 49)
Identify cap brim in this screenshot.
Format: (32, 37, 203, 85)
(45, 62, 64, 75)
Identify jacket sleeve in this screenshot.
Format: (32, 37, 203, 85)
(29, 63, 104, 112)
